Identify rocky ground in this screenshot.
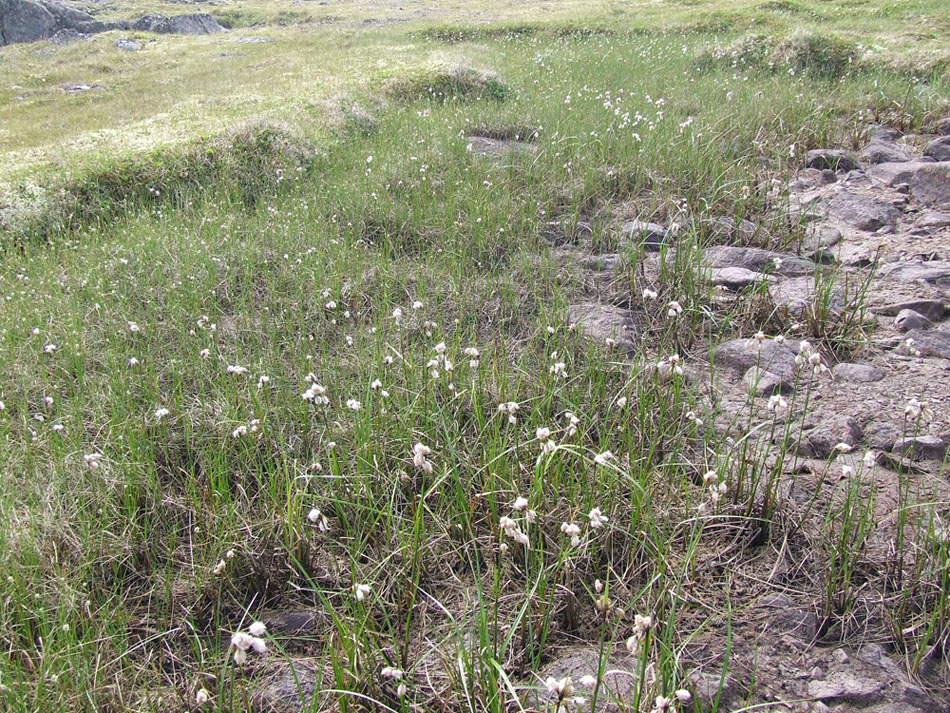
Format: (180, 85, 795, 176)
(234, 123, 950, 713)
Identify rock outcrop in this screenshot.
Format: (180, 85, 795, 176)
(0, 0, 225, 46)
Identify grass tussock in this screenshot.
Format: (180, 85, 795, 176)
(384, 64, 511, 104)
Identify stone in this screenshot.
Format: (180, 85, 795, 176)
(713, 338, 798, 379)
(528, 647, 641, 711)
(881, 260, 950, 288)
(893, 435, 949, 461)
(912, 210, 950, 233)
(706, 215, 757, 242)
(924, 135, 950, 161)
(802, 225, 842, 256)
(806, 149, 860, 172)
(861, 138, 912, 165)
(743, 366, 793, 396)
(905, 328, 950, 358)
(0, 0, 120, 45)
(874, 300, 948, 321)
(909, 162, 950, 208)
(825, 192, 901, 232)
(707, 266, 773, 291)
(769, 276, 844, 320)
(703, 246, 815, 276)
(114, 37, 141, 51)
(894, 309, 931, 332)
(618, 219, 670, 252)
(832, 363, 883, 383)
(236, 35, 273, 43)
(807, 672, 884, 703)
(131, 13, 225, 35)
(937, 117, 950, 135)
(688, 672, 740, 712)
(255, 658, 320, 710)
(865, 421, 903, 451)
(566, 303, 639, 352)
(465, 136, 532, 159)
(800, 414, 861, 458)
(257, 609, 322, 635)
(581, 253, 623, 272)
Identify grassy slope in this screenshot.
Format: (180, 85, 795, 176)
(0, 2, 949, 712)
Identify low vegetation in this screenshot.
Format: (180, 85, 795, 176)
(0, 1, 949, 712)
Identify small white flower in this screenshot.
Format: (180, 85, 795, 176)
(536, 427, 552, 441)
(200, 348, 211, 359)
(248, 621, 267, 637)
(226, 364, 248, 376)
(767, 394, 787, 412)
(83, 453, 102, 468)
(588, 508, 609, 528)
(412, 300, 423, 310)
(615, 396, 628, 409)
(325, 300, 337, 310)
(594, 451, 614, 466)
(44, 343, 57, 354)
(545, 676, 574, 700)
(560, 522, 581, 538)
(513, 496, 529, 511)
(498, 401, 520, 424)
(667, 300, 683, 318)
(346, 398, 361, 411)
(128, 322, 140, 333)
(196, 688, 211, 705)
(128, 357, 139, 366)
(550, 361, 568, 378)
(353, 583, 371, 601)
(213, 560, 227, 576)
(231, 425, 248, 438)
(153, 407, 170, 420)
(675, 689, 692, 704)
(412, 442, 433, 473)
(307, 508, 329, 531)
(642, 288, 658, 300)
(371, 379, 382, 390)
(579, 674, 597, 688)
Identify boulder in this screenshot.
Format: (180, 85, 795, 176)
(893, 435, 949, 461)
(743, 366, 793, 396)
(903, 328, 950, 359)
(800, 414, 862, 458)
(769, 276, 844, 320)
(114, 37, 141, 51)
(707, 266, 773, 291)
(874, 299, 948, 322)
(0, 0, 123, 45)
(832, 363, 883, 383)
(131, 13, 225, 34)
(706, 215, 757, 242)
(713, 338, 798, 379)
(703, 246, 815, 276)
(618, 219, 671, 252)
(881, 261, 950, 289)
(861, 135, 912, 165)
(865, 421, 903, 450)
(908, 162, 950, 208)
(894, 309, 931, 332)
(825, 192, 900, 232)
(923, 136, 950, 162)
(566, 303, 639, 352)
(806, 149, 860, 172)
(937, 117, 950, 136)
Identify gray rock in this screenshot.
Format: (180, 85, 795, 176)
(937, 117, 950, 136)
(581, 253, 623, 272)
(807, 671, 884, 703)
(803, 225, 842, 256)
(904, 328, 950, 358)
(806, 149, 860, 172)
(0, 0, 123, 45)
(706, 215, 757, 242)
(466, 136, 532, 160)
(743, 366, 793, 396)
(893, 435, 949, 461)
(894, 309, 931, 332)
(566, 303, 639, 352)
(913, 210, 950, 231)
(910, 162, 950, 208)
(618, 219, 670, 252)
(708, 266, 773, 291)
(114, 37, 141, 51)
(769, 276, 844, 320)
(255, 658, 320, 710)
(236, 35, 272, 43)
(131, 13, 225, 35)
(800, 414, 862, 458)
(874, 299, 948, 321)
(865, 421, 903, 450)
(869, 160, 929, 187)
(704, 246, 815, 275)
(861, 139, 912, 165)
(529, 647, 641, 711)
(687, 672, 740, 712)
(881, 260, 950, 289)
(257, 609, 323, 635)
(832, 363, 883, 383)
(713, 338, 798, 379)
(924, 135, 950, 161)
(825, 192, 901, 232)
